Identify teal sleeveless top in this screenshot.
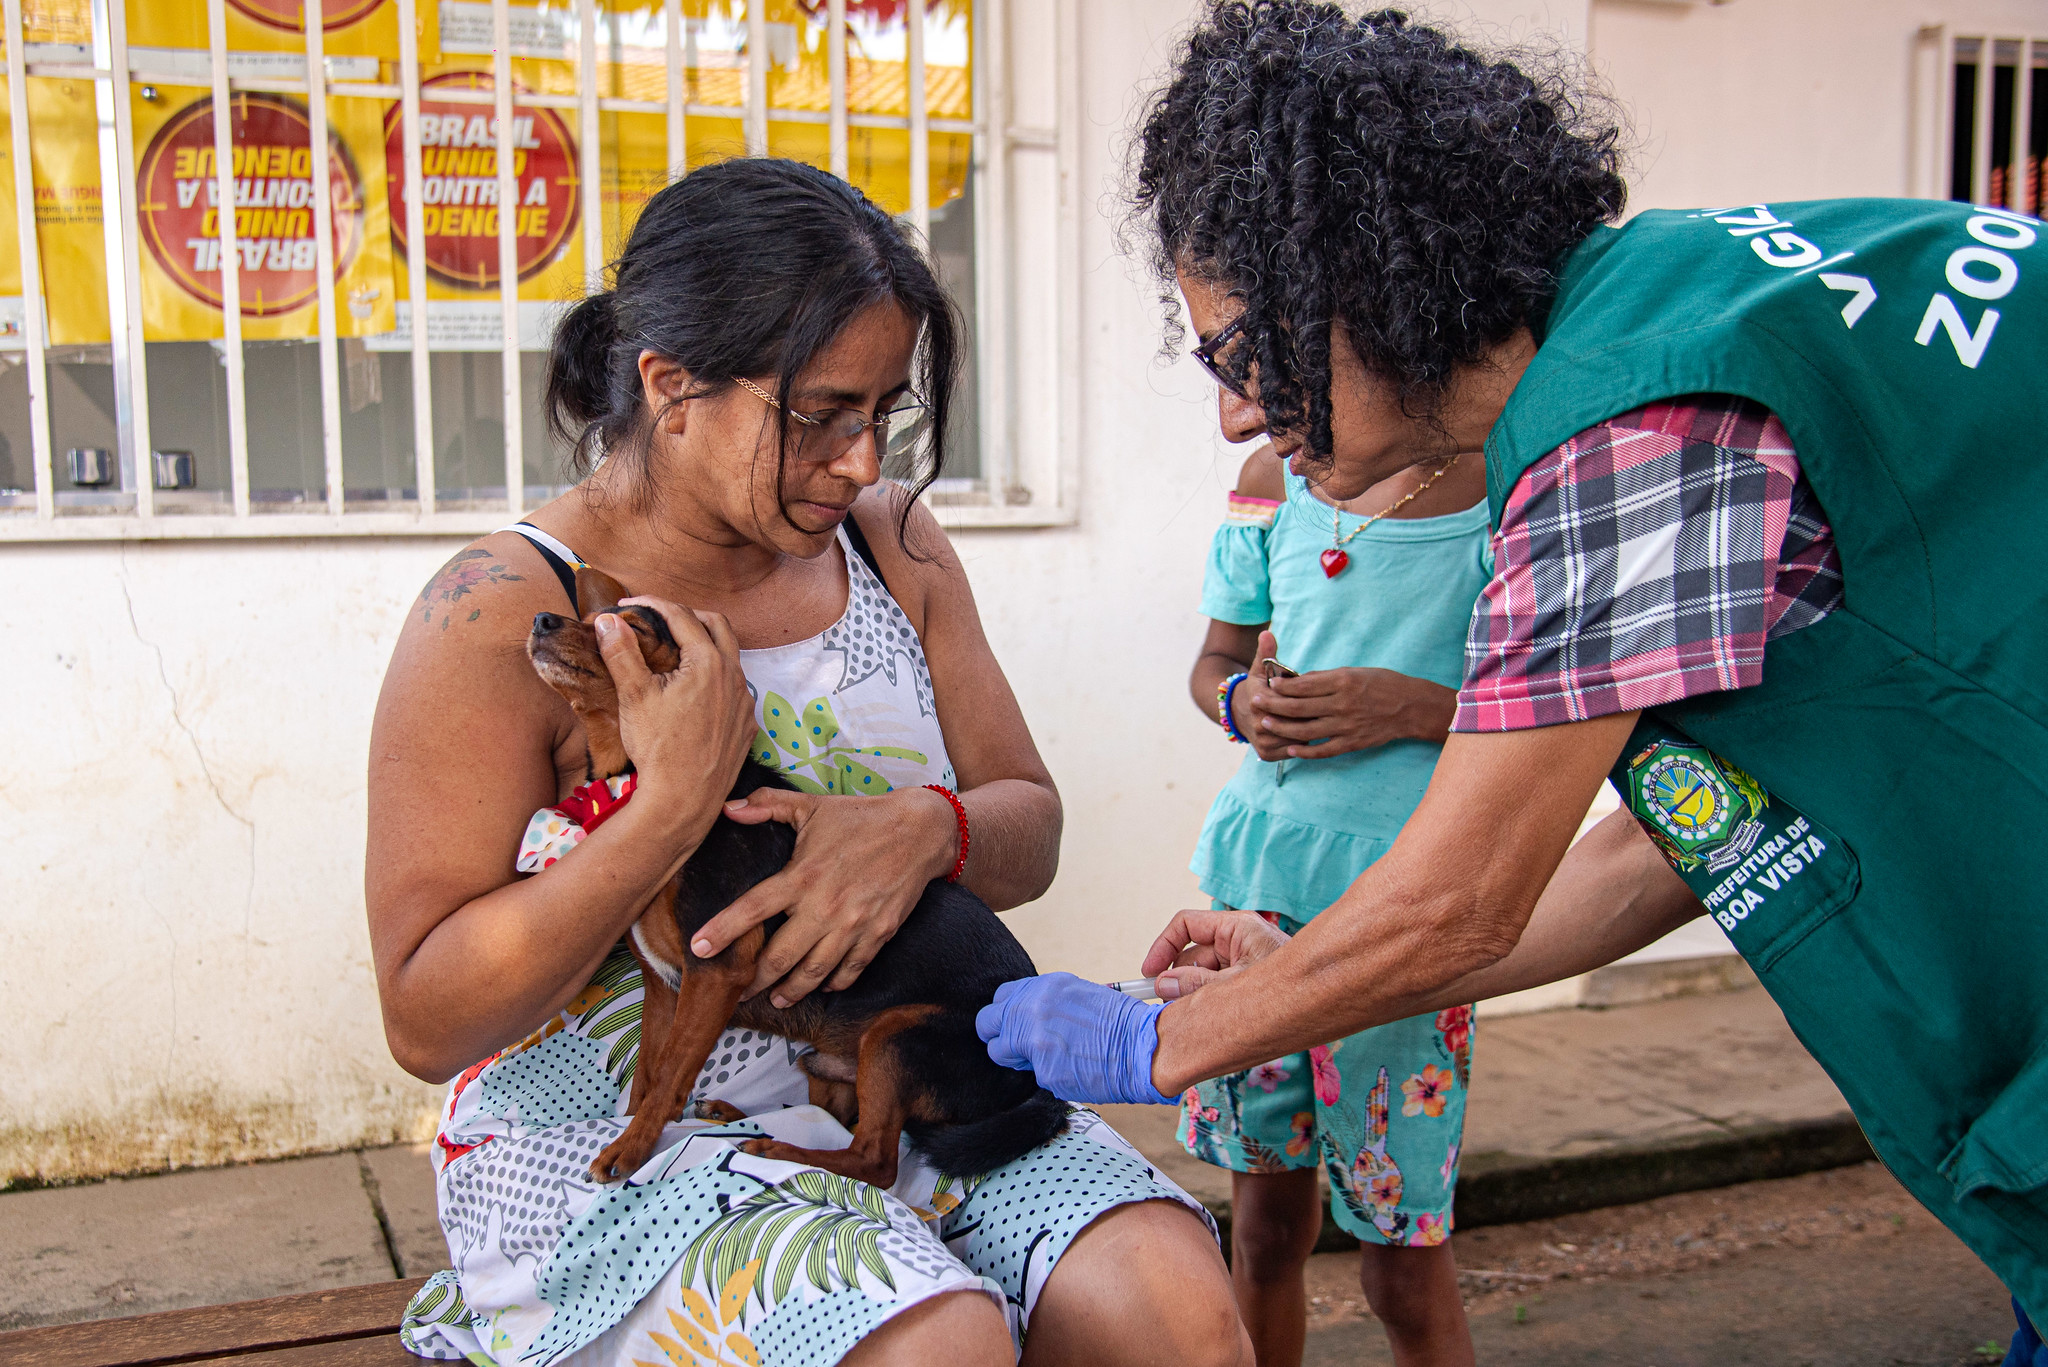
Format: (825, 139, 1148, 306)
(1487, 198, 2048, 1319)
(1192, 469, 1493, 924)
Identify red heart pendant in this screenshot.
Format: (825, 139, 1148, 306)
(1320, 548, 1350, 578)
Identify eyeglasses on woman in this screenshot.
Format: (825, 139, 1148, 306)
(731, 375, 929, 463)
(1191, 312, 1252, 400)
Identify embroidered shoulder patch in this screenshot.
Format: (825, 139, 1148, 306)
(1623, 738, 1768, 874)
(1613, 719, 1859, 960)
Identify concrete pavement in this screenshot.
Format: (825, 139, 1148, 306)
(1301, 1162, 2015, 1366)
(0, 984, 1863, 1331)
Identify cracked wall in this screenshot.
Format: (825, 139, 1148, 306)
(0, 538, 455, 1184)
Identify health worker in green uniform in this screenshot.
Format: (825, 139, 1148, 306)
(974, 6, 2048, 1363)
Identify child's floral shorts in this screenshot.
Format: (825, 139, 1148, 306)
(1178, 912, 1475, 1247)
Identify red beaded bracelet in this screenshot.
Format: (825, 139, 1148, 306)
(923, 783, 970, 883)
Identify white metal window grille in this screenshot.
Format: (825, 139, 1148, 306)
(0, 0, 1076, 541)
(1915, 28, 2045, 215)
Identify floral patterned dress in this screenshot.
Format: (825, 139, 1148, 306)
(401, 525, 1210, 1367)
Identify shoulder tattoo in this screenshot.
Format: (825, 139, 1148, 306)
(419, 548, 524, 631)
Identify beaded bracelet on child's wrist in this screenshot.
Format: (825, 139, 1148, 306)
(1216, 672, 1252, 744)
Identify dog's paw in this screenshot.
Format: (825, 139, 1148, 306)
(589, 1136, 649, 1183)
(695, 1099, 748, 1123)
(738, 1137, 788, 1161)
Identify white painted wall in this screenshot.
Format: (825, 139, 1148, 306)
(3, 0, 2016, 1180)
(1589, 0, 2046, 213)
(2, 539, 457, 1179)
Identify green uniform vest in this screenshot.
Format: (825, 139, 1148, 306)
(1485, 198, 2048, 1318)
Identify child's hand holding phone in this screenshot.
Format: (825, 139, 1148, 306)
(1230, 631, 1302, 760)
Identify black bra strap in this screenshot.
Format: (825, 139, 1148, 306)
(512, 522, 581, 610)
(841, 509, 892, 600)
(511, 519, 883, 618)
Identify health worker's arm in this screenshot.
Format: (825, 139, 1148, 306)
(1153, 804, 1704, 1015)
(1147, 710, 1645, 1091)
(1417, 807, 1704, 1011)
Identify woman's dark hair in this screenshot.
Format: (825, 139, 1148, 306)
(1129, 3, 1626, 457)
(546, 157, 958, 539)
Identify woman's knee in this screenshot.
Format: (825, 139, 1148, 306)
(1026, 1200, 1251, 1367)
(840, 1289, 1011, 1367)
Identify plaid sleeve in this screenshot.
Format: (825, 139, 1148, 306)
(1454, 396, 1842, 733)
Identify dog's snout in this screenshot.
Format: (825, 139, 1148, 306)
(533, 611, 562, 635)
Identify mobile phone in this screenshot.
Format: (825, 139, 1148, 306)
(1255, 657, 1299, 680)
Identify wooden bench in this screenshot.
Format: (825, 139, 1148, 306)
(0, 1278, 430, 1366)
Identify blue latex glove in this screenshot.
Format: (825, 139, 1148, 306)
(976, 972, 1176, 1105)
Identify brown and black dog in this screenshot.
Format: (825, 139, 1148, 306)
(527, 568, 1067, 1185)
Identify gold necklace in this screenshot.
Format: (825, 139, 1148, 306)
(1319, 452, 1460, 579)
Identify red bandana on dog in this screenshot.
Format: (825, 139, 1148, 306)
(515, 773, 636, 872)
(557, 772, 638, 830)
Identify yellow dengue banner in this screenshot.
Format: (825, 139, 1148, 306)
(0, 0, 974, 347)
(0, 74, 114, 344)
(386, 68, 583, 304)
(599, 110, 675, 263)
(128, 0, 404, 64)
(133, 86, 396, 340)
(776, 0, 973, 217)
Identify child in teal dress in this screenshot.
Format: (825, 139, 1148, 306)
(1185, 444, 1492, 1367)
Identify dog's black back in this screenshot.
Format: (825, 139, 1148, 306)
(672, 761, 1067, 1174)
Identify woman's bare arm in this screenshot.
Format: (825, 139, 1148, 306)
(366, 538, 753, 1082)
(869, 490, 1063, 911)
(1414, 808, 1703, 1012)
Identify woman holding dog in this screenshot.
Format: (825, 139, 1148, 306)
(367, 159, 1246, 1367)
(978, 4, 2048, 1361)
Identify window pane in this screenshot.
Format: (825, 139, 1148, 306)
(425, 349, 561, 506)
(337, 341, 417, 501)
(0, 0, 989, 519)
(144, 340, 230, 509)
(0, 357, 32, 497)
(924, 176, 979, 485)
(50, 350, 123, 506)
(244, 340, 326, 504)
(1952, 46, 1979, 202)
(2028, 46, 2046, 217)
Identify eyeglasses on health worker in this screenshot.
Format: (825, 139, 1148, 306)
(974, 3, 2048, 1357)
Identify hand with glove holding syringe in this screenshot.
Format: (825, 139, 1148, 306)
(974, 908, 1292, 1104)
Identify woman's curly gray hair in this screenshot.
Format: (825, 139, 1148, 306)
(1129, 3, 1627, 457)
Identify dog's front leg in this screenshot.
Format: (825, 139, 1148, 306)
(742, 1005, 941, 1189)
(624, 887, 683, 1118)
(589, 925, 761, 1183)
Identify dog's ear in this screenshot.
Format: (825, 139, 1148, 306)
(575, 567, 629, 617)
